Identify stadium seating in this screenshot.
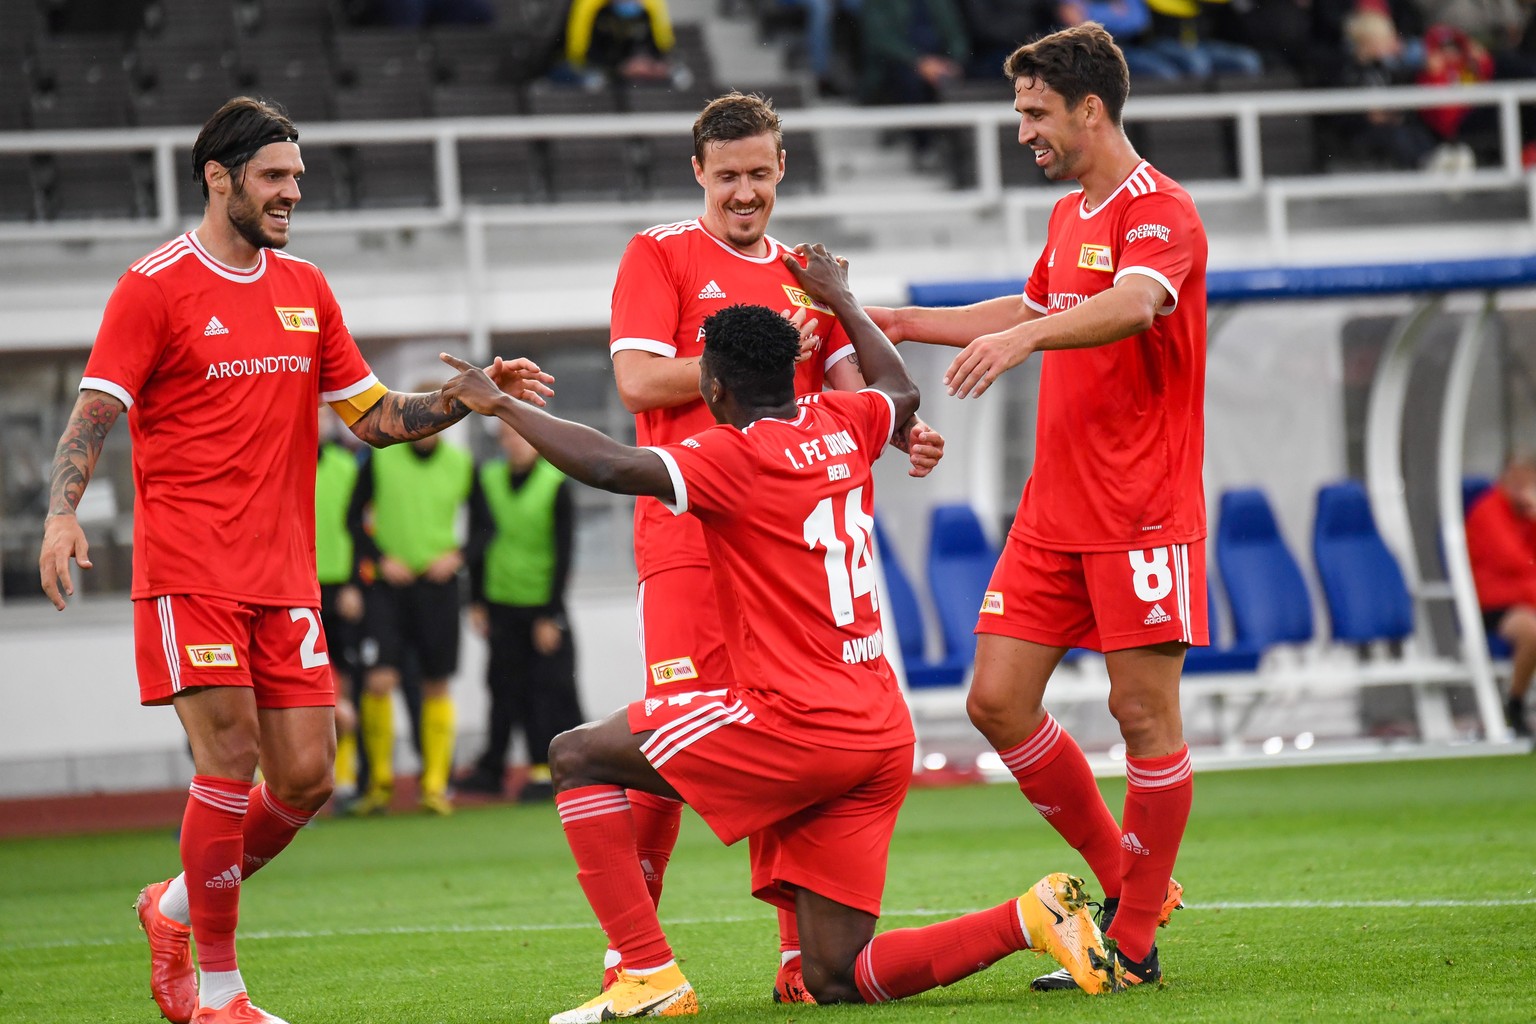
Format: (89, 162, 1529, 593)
(1182, 587, 1261, 674)
(925, 503, 998, 683)
(873, 519, 967, 688)
(525, 81, 640, 201)
(1216, 488, 1315, 651)
(1313, 480, 1414, 646)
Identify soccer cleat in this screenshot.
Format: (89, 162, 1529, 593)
(135, 879, 197, 1024)
(346, 787, 392, 816)
(1017, 873, 1123, 995)
(551, 964, 698, 1023)
(771, 954, 815, 1004)
(190, 994, 292, 1023)
(418, 791, 454, 816)
(1030, 879, 1182, 992)
(1032, 943, 1161, 991)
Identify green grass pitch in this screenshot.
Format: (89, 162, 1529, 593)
(2, 754, 1533, 1023)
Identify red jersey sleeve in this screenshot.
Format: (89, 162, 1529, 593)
(842, 388, 898, 456)
(645, 425, 756, 519)
(81, 271, 170, 409)
(1023, 205, 1058, 315)
(610, 233, 679, 357)
(1113, 191, 1196, 314)
(313, 267, 378, 401)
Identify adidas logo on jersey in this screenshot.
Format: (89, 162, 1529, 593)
(204, 316, 229, 336)
(205, 864, 242, 889)
(1121, 832, 1151, 856)
(697, 279, 727, 300)
(1143, 603, 1171, 625)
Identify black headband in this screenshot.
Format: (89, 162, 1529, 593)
(193, 132, 299, 182)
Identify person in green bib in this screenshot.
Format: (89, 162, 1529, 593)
(459, 420, 585, 801)
(315, 410, 367, 807)
(348, 400, 475, 816)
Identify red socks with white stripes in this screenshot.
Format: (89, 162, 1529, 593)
(240, 782, 316, 877)
(1108, 746, 1193, 962)
(998, 715, 1123, 900)
(180, 775, 249, 973)
(853, 900, 1026, 1002)
(558, 785, 675, 971)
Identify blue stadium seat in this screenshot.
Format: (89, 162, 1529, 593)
(873, 519, 965, 687)
(925, 504, 999, 682)
(1216, 488, 1315, 650)
(1183, 586, 1261, 674)
(1313, 481, 1414, 644)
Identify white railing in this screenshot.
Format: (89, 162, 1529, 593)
(4, 80, 1536, 259)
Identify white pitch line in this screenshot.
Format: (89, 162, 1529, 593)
(4, 899, 1533, 954)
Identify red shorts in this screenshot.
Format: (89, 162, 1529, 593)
(637, 567, 734, 698)
(627, 689, 911, 916)
(133, 594, 335, 708)
(977, 535, 1210, 653)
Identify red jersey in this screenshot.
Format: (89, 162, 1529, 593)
(1017, 161, 1207, 552)
(648, 389, 914, 750)
(611, 218, 855, 580)
(82, 232, 381, 605)
(1466, 487, 1536, 610)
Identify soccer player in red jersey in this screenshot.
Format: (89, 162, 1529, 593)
(867, 24, 1206, 989)
(35, 97, 552, 1024)
(440, 244, 1122, 1022)
(606, 90, 943, 1000)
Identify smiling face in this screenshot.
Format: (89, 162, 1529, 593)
(1015, 75, 1089, 183)
(693, 132, 784, 256)
(220, 142, 303, 251)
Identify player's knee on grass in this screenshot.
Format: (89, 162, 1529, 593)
(547, 725, 598, 792)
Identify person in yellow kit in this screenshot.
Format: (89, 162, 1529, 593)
(348, 398, 475, 816)
(315, 410, 367, 806)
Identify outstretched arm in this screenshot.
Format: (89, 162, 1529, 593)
(439, 354, 674, 502)
(348, 357, 556, 447)
(38, 389, 124, 609)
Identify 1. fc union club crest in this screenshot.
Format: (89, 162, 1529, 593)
(274, 306, 319, 332)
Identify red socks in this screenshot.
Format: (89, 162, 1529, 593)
(181, 775, 249, 973)
(240, 783, 315, 879)
(1108, 745, 1192, 962)
(626, 789, 681, 909)
(853, 901, 1025, 1002)
(778, 906, 800, 956)
(998, 715, 1123, 899)
(557, 785, 674, 970)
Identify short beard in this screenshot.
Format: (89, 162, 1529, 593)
(227, 172, 285, 251)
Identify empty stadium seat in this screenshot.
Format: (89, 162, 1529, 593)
(235, 37, 333, 122)
(873, 519, 966, 688)
(1183, 587, 1261, 673)
(130, 37, 238, 127)
(1216, 488, 1315, 650)
(925, 503, 998, 679)
(526, 82, 639, 201)
(1313, 481, 1414, 645)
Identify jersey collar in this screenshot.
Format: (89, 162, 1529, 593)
(695, 218, 784, 264)
(1077, 160, 1151, 221)
(185, 231, 269, 284)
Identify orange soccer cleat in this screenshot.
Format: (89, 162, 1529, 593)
(771, 953, 816, 1004)
(135, 879, 197, 1024)
(190, 994, 292, 1023)
(1017, 873, 1123, 995)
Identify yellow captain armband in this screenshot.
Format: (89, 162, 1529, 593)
(327, 381, 389, 426)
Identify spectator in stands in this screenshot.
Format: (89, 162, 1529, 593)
(355, 0, 496, 26)
(458, 420, 584, 802)
(960, 0, 1047, 80)
(858, 0, 970, 105)
(1142, 0, 1264, 78)
(559, 0, 691, 89)
(1048, 1, 1187, 81)
(349, 403, 476, 816)
(1416, 21, 1494, 171)
(1465, 457, 1536, 738)
(1337, 6, 1436, 169)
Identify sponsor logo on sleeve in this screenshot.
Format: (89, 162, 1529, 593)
(781, 284, 836, 316)
(1077, 244, 1114, 272)
(980, 591, 1005, 615)
(650, 657, 699, 686)
(274, 306, 320, 332)
(186, 644, 239, 667)
(1125, 223, 1171, 244)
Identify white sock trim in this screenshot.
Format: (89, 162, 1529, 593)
(198, 969, 245, 1010)
(160, 874, 191, 927)
(603, 948, 622, 970)
(780, 949, 801, 965)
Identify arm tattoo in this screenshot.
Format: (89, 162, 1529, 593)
(350, 390, 470, 447)
(47, 391, 123, 518)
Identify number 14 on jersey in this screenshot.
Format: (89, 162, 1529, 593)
(803, 486, 879, 627)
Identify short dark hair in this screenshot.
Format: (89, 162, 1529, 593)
(1003, 23, 1130, 126)
(191, 96, 298, 200)
(700, 304, 799, 407)
(693, 91, 782, 165)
